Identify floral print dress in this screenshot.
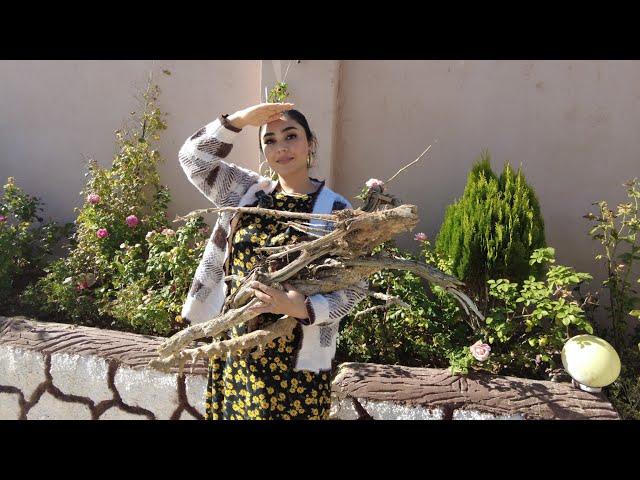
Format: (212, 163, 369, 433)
(204, 188, 332, 420)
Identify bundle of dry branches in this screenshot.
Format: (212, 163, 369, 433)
(148, 146, 483, 373)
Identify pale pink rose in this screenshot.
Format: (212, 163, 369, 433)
(126, 215, 139, 228)
(366, 178, 385, 189)
(470, 340, 491, 362)
(161, 228, 176, 236)
(96, 228, 109, 239)
(414, 232, 428, 242)
(0, 215, 7, 223)
(76, 281, 88, 291)
(87, 193, 101, 204)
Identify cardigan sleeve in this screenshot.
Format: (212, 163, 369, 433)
(303, 280, 368, 326)
(178, 115, 261, 208)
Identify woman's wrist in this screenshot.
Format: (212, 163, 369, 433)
(225, 112, 246, 130)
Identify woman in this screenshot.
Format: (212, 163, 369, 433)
(178, 102, 366, 420)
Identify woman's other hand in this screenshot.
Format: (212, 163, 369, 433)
(247, 281, 308, 320)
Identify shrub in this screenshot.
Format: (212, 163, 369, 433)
(435, 151, 546, 311)
(25, 73, 179, 331)
(584, 177, 640, 352)
(336, 240, 465, 368)
(584, 177, 640, 419)
(464, 247, 595, 377)
(0, 177, 72, 315)
(338, 236, 595, 379)
(102, 217, 208, 336)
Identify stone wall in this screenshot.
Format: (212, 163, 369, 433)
(0, 316, 620, 420)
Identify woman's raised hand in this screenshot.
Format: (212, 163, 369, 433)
(227, 102, 296, 129)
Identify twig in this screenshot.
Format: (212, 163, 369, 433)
(348, 285, 409, 308)
(385, 144, 433, 185)
(283, 60, 293, 83)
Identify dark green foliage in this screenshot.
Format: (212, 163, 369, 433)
(0, 177, 72, 315)
(435, 151, 546, 308)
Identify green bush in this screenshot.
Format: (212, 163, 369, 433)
(22, 72, 205, 335)
(0, 177, 72, 315)
(435, 151, 546, 311)
(101, 216, 208, 336)
(584, 177, 640, 419)
(470, 246, 594, 377)
(338, 237, 595, 379)
(336, 241, 465, 368)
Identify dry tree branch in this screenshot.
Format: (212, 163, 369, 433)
(150, 145, 484, 374)
(174, 206, 337, 224)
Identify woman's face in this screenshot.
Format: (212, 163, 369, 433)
(260, 118, 311, 178)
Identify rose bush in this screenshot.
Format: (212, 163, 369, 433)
(338, 237, 595, 378)
(21, 72, 206, 335)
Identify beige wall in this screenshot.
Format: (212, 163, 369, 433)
(333, 60, 640, 328)
(0, 60, 261, 226)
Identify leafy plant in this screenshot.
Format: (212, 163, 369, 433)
(25, 72, 176, 330)
(584, 178, 640, 352)
(102, 216, 209, 335)
(0, 177, 72, 314)
(338, 238, 595, 379)
(336, 240, 465, 368)
(476, 247, 594, 377)
(267, 82, 290, 103)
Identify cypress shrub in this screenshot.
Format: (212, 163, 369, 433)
(435, 151, 546, 309)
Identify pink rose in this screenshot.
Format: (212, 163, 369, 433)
(126, 215, 139, 228)
(87, 194, 101, 204)
(366, 178, 385, 189)
(0, 215, 7, 223)
(96, 228, 109, 239)
(76, 281, 88, 291)
(470, 340, 491, 362)
(414, 232, 428, 242)
(161, 228, 175, 236)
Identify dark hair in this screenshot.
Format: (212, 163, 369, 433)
(258, 109, 318, 166)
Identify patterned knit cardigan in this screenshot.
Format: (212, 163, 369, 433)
(178, 115, 366, 373)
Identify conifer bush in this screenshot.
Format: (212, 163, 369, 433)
(435, 151, 546, 309)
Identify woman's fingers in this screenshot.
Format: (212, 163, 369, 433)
(265, 114, 285, 123)
(251, 281, 281, 297)
(252, 288, 273, 303)
(248, 301, 273, 315)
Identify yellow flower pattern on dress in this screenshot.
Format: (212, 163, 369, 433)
(204, 189, 332, 420)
